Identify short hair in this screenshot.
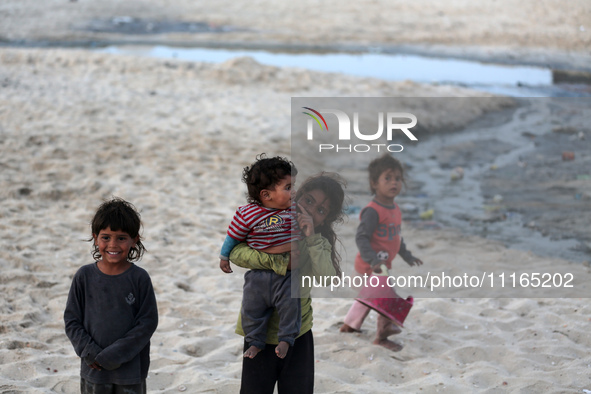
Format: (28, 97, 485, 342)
(242, 154, 297, 204)
(90, 197, 146, 262)
(368, 154, 405, 195)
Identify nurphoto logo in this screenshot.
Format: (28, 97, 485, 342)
(302, 107, 418, 153)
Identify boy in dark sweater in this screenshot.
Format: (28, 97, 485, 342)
(64, 198, 158, 393)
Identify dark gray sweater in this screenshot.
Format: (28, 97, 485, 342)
(64, 263, 158, 385)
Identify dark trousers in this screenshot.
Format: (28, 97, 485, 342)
(241, 269, 301, 350)
(240, 330, 314, 394)
(80, 378, 146, 394)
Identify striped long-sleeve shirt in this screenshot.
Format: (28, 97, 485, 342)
(227, 203, 299, 249)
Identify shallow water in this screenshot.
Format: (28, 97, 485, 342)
(98, 45, 591, 263)
(96, 45, 585, 98)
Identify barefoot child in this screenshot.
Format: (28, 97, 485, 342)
(340, 154, 423, 351)
(64, 198, 158, 393)
(219, 154, 300, 359)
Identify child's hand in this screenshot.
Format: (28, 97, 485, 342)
(296, 203, 315, 237)
(220, 259, 233, 273)
(89, 362, 102, 371)
(406, 257, 423, 267)
(372, 264, 384, 274)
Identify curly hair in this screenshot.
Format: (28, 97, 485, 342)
(89, 197, 146, 262)
(368, 154, 406, 194)
(242, 153, 298, 204)
(296, 172, 347, 275)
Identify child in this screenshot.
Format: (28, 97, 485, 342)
(64, 198, 158, 393)
(231, 173, 346, 394)
(340, 154, 423, 352)
(219, 154, 300, 359)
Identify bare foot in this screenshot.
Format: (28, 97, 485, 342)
(339, 323, 360, 333)
(383, 323, 402, 336)
(275, 341, 289, 359)
(373, 338, 403, 352)
(243, 345, 262, 359)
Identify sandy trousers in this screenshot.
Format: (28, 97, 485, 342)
(343, 300, 397, 340)
(241, 269, 301, 350)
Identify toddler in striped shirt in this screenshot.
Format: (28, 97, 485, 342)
(219, 154, 300, 359)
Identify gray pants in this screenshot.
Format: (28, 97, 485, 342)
(80, 378, 146, 394)
(241, 269, 301, 350)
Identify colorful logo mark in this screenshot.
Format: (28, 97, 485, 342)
(265, 215, 285, 227)
(302, 107, 329, 131)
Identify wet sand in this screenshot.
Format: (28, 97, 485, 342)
(482, 119, 591, 245)
(401, 99, 591, 263)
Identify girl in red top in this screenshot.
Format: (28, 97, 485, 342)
(341, 154, 423, 351)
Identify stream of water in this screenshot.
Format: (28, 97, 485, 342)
(98, 45, 590, 262)
(96, 45, 589, 98)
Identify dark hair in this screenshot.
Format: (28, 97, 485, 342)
(368, 154, 406, 194)
(242, 153, 297, 204)
(296, 172, 347, 275)
(89, 197, 146, 262)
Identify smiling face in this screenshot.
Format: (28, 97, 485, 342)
(372, 168, 402, 205)
(93, 226, 138, 269)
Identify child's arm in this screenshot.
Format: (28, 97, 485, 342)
(220, 235, 241, 273)
(300, 233, 337, 278)
(94, 273, 158, 371)
(64, 273, 104, 367)
(399, 238, 423, 266)
(355, 207, 382, 268)
(230, 235, 335, 279)
(230, 203, 330, 275)
(293, 202, 336, 276)
(220, 207, 253, 273)
(229, 243, 290, 276)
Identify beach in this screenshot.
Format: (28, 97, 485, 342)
(1, 1, 591, 393)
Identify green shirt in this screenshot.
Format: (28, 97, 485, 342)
(230, 233, 337, 345)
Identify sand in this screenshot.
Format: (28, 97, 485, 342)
(1, 1, 591, 393)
